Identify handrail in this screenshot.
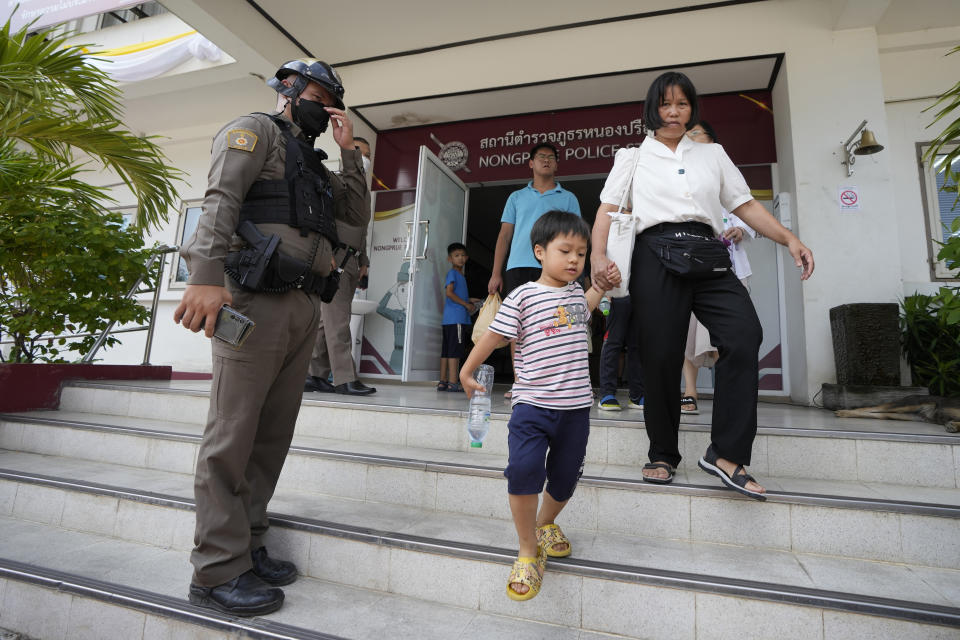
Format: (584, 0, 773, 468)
(80, 244, 179, 365)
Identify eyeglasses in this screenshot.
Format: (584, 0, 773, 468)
(534, 153, 557, 161)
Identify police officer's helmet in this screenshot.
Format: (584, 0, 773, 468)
(267, 58, 345, 110)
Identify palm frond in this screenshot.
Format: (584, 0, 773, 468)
(922, 45, 960, 186)
(0, 18, 121, 121)
(0, 15, 182, 231)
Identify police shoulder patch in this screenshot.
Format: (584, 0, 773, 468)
(227, 129, 258, 152)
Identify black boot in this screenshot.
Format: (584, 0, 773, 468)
(251, 546, 298, 586)
(335, 380, 376, 395)
(188, 569, 283, 617)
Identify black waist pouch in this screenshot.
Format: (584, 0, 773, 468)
(646, 230, 732, 279)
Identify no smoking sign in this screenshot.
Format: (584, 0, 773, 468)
(839, 185, 860, 211)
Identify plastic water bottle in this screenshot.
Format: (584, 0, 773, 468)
(598, 296, 611, 316)
(466, 364, 494, 448)
(721, 215, 732, 247)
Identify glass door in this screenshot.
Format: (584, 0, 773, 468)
(401, 146, 469, 381)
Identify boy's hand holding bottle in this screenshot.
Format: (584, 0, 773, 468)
(461, 370, 485, 399)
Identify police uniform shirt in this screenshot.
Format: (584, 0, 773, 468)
(183, 112, 369, 285)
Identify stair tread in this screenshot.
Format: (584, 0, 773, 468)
(0, 515, 614, 640)
(1, 449, 958, 611)
(5, 409, 960, 507)
(62, 379, 955, 439)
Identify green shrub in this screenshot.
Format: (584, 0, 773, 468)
(938, 217, 960, 272)
(0, 16, 181, 362)
(901, 285, 960, 397)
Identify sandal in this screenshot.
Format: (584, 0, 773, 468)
(697, 445, 766, 501)
(536, 523, 572, 558)
(436, 381, 448, 391)
(505, 546, 546, 601)
(641, 462, 675, 484)
(680, 395, 700, 414)
(446, 383, 463, 393)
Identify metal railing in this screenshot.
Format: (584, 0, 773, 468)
(82, 244, 179, 364)
(0, 245, 179, 365)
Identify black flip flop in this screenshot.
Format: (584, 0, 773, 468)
(680, 395, 699, 415)
(642, 462, 675, 484)
(698, 446, 766, 501)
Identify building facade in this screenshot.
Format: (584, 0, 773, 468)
(25, 0, 959, 404)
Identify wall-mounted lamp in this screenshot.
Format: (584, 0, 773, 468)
(841, 120, 884, 177)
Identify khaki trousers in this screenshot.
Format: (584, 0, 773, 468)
(308, 254, 360, 385)
(190, 282, 321, 586)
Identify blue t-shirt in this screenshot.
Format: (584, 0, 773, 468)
(442, 268, 471, 325)
(501, 182, 581, 270)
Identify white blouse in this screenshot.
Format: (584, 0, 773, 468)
(599, 135, 753, 236)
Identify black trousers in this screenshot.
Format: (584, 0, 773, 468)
(598, 296, 644, 399)
(630, 224, 762, 467)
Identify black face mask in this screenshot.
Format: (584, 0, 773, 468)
(291, 97, 330, 139)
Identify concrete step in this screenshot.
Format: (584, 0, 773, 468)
(2, 410, 959, 571)
(0, 451, 958, 640)
(0, 529, 624, 640)
(3, 409, 959, 571)
(57, 381, 960, 490)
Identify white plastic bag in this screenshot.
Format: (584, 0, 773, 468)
(605, 211, 638, 298)
(605, 146, 643, 298)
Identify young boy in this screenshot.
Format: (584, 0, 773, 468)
(460, 211, 620, 601)
(439, 242, 477, 392)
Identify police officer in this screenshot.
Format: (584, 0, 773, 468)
(304, 137, 377, 396)
(173, 58, 369, 616)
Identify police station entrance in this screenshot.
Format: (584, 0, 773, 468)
(354, 56, 790, 396)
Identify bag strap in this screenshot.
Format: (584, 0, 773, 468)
(614, 146, 643, 216)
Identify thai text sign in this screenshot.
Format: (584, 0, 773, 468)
(371, 92, 776, 189)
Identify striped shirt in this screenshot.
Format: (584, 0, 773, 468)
(489, 281, 593, 410)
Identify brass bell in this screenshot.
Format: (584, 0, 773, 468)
(854, 129, 884, 155)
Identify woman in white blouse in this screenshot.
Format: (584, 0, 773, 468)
(591, 72, 814, 500)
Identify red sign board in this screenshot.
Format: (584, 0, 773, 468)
(371, 92, 776, 191)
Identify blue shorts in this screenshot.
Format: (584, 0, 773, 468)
(441, 323, 469, 359)
(504, 403, 590, 501)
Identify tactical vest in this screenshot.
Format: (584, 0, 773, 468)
(223, 114, 340, 301)
(237, 114, 339, 244)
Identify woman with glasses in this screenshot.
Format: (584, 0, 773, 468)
(681, 121, 760, 417)
(590, 72, 814, 500)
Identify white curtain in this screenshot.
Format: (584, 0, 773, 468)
(87, 32, 222, 83)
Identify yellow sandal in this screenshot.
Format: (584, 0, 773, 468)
(505, 546, 546, 601)
(536, 523, 572, 558)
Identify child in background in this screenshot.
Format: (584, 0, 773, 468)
(439, 242, 478, 392)
(461, 211, 620, 601)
